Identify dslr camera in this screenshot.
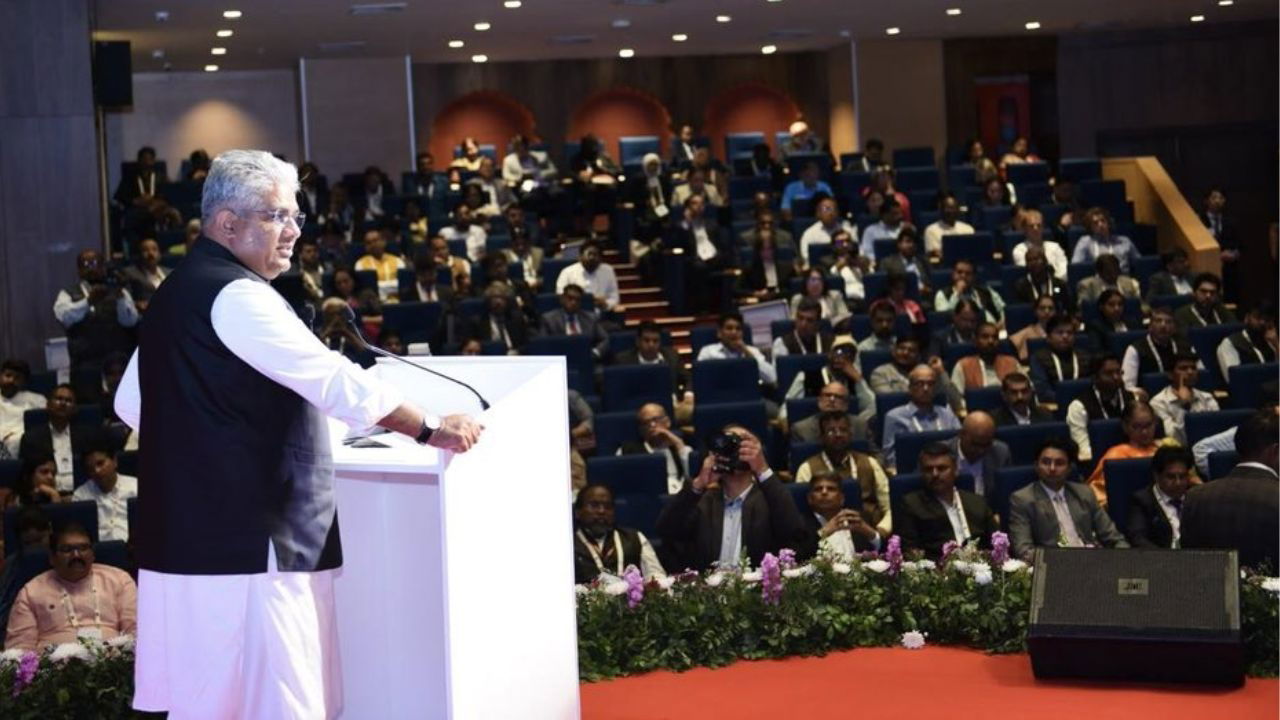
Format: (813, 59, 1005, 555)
(709, 432, 748, 475)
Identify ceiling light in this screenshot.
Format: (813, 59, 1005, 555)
(216, 29, 234, 37)
(612, 18, 632, 29)
(618, 48, 635, 58)
(448, 39, 465, 48)
(471, 54, 488, 63)
(1024, 21, 1041, 30)
(211, 47, 227, 55)
(885, 27, 900, 35)
(715, 15, 731, 23)
(946, 8, 962, 16)
(205, 64, 220, 72)
(222, 10, 241, 19)
(767, 0, 782, 3)
(504, 0, 522, 6)
(761, 45, 777, 55)
(1217, 0, 1233, 5)
(672, 33, 688, 42)
(1190, 14, 1205, 21)
(474, 21, 491, 31)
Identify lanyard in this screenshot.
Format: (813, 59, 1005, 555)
(576, 530, 624, 576)
(1093, 388, 1126, 419)
(60, 579, 101, 629)
(1241, 333, 1267, 363)
(795, 332, 826, 355)
(1051, 352, 1078, 380)
(1190, 306, 1220, 327)
(910, 414, 942, 432)
(1146, 336, 1166, 372)
(136, 173, 155, 197)
(942, 492, 971, 543)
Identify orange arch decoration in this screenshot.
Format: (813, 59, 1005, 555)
(703, 83, 803, 159)
(428, 91, 537, 165)
(567, 87, 672, 164)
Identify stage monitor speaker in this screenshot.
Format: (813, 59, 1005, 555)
(1028, 547, 1243, 686)
(93, 41, 132, 108)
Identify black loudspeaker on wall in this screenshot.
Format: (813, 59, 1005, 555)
(93, 41, 133, 108)
(1027, 547, 1243, 686)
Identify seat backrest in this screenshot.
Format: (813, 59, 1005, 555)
(1228, 362, 1279, 409)
(1103, 457, 1154, 532)
(965, 387, 1003, 413)
(586, 454, 668, 496)
(1087, 419, 1126, 461)
(594, 411, 639, 457)
(602, 365, 673, 414)
(942, 231, 994, 267)
(4, 500, 100, 552)
(894, 429, 960, 474)
(992, 465, 1038, 530)
(1186, 409, 1253, 447)
(692, 401, 768, 450)
(1053, 379, 1094, 416)
(997, 423, 1070, 465)
(692, 358, 761, 404)
(776, 353, 828, 398)
(892, 147, 935, 168)
(523, 335, 594, 377)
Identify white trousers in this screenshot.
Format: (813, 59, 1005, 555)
(133, 545, 342, 720)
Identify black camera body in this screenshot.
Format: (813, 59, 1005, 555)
(709, 432, 748, 475)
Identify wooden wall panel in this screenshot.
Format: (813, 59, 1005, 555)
(304, 57, 411, 177)
(942, 36, 1058, 157)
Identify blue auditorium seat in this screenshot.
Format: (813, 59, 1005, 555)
(895, 167, 940, 192)
(594, 411, 638, 456)
(1228, 363, 1279, 409)
(942, 232, 994, 267)
(948, 165, 977, 192)
(1006, 162, 1051, 186)
(1087, 419, 1126, 464)
(540, 257, 574, 290)
(693, 401, 768, 450)
(94, 540, 131, 572)
(725, 132, 765, 161)
(0, 459, 17, 492)
(692, 358, 761, 404)
(618, 136, 660, 165)
(1107, 330, 1147, 357)
(991, 466, 1038, 530)
(523, 335, 594, 394)
(1080, 179, 1127, 213)
(785, 154, 834, 180)
(1207, 450, 1239, 480)
(606, 328, 671, 357)
(777, 354, 828, 397)
(586, 454, 667, 495)
(24, 406, 103, 432)
(863, 272, 920, 302)
(1146, 294, 1193, 312)
(894, 429, 960, 474)
(965, 387, 1003, 413)
(613, 493, 666, 540)
(1058, 158, 1101, 184)
(1053, 379, 1094, 416)
(997, 423, 1070, 465)
(859, 350, 891, 379)
(602, 365, 673, 414)
(1188, 324, 1245, 388)
(978, 206, 1014, 232)
(789, 442, 820, 473)
(1103, 457, 1154, 532)
(785, 398, 819, 426)
(381, 302, 443, 344)
(4, 501, 99, 551)
(1186, 409, 1253, 447)
(892, 147, 935, 168)
(1018, 184, 1052, 209)
(1004, 303, 1034, 334)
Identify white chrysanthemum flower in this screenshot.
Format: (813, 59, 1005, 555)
(950, 560, 971, 574)
(782, 565, 815, 579)
(741, 570, 763, 583)
(1001, 559, 1028, 573)
(602, 580, 629, 596)
(1261, 578, 1280, 594)
(973, 569, 994, 586)
(49, 642, 94, 664)
(904, 560, 936, 571)
(656, 576, 675, 591)
(901, 630, 927, 649)
(706, 572, 727, 587)
(106, 633, 134, 650)
(574, 584, 591, 596)
(831, 562, 852, 575)
(864, 559, 890, 573)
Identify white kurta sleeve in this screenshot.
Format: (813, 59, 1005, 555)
(115, 350, 142, 431)
(211, 278, 405, 430)
(53, 288, 90, 327)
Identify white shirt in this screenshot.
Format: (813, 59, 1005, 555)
(836, 265, 866, 301)
(1011, 240, 1069, 280)
(439, 224, 489, 263)
(0, 390, 44, 455)
(859, 222, 903, 259)
(692, 222, 717, 261)
(53, 282, 141, 329)
(696, 343, 777, 385)
(556, 262, 621, 310)
(799, 220, 857, 266)
(923, 220, 975, 257)
(1192, 427, 1235, 477)
(1153, 485, 1183, 548)
(72, 474, 138, 541)
(1149, 385, 1219, 446)
(937, 491, 970, 544)
(50, 423, 74, 492)
(1216, 334, 1272, 384)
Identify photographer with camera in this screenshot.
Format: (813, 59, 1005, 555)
(53, 249, 140, 374)
(656, 424, 814, 571)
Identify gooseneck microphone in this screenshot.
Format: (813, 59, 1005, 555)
(339, 304, 491, 411)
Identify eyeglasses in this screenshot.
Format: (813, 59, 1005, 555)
(55, 543, 92, 555)
(243, 208, 306, 228)
(640, 415, 669, 426)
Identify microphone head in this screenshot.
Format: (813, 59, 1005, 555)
(297, 303, 317, 329)
(340, 304, 357, 324)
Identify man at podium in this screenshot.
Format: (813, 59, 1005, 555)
(114, 150, 483, 719)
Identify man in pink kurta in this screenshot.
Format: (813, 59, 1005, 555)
(5, 522, 136, 651)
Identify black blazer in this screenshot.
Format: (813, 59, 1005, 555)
(1126, 486, 1175, 549)
(614, 348, 689, 394)
(467, 310, 531, 351)
(741, 257, 796, 297)
(656, 478, 816, 571)
(1181, 464, 1279, 569)
(18, 423, 100, 485)
(895, 489, 997, 560)
(538, 309, 609, 358)
(665, 220, 733, 267)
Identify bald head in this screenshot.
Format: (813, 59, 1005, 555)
(907, 364, 937, 406)
(816, 381, 850, 413)
(959, 411, 996, 461)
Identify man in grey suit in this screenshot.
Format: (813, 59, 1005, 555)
(789, 381, 877, 455)
(944, 411, 1010, 502)
(538, 283, 609, 360)
(1181, 410, 1279, 569)
(1009, 436, 1129, 561)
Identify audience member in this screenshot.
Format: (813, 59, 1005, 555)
(740, 205, 796, 255)
(879, 226, 931, 295)
(881, 272, 928, 327)
(852, 138, 889, 174)
(781, 120, 824, 158)
(120, 237, 169, 312)
(780, 162, 833, 221)
(999, 136, 1040, 171)
(1065, 354, 1138, 462)
(787, 340, 876, 421)
(70, 446, 137, 542)
(798, 197, 857, 270)
(656, 424, 814, 571)
(1181, 410, 1279, 568)
(978, 178, 1010, 217)
(829, 231, 867, 305)
(1076, 255, 1140, 305)
(791, 268, 850, 328)
(922, 194, 974, 259)
(501, 135, 559, 208)
(439, 204, 488, 263)
(870, 337, 924, 395)
(858, 198, 907, 260)
(795, 412, 890, 532)
(469, 282, 530, 352)
(670, 167, 725, 210)
(1071, 207, 1139, 274)
(745, 143, 784, 188)
(1146, 249, 1194, 301)
(688, 147, 730, 203)
(857, 301, 898, 354)
(1085, 289, 1133, 353)
(1029, 314, 1089, 403)
(1126, 445, 1195, 549)
(407, 152, 448, 206)
(1174, 272, 1237, 331)
(951, 322, 1019, 394)
(0, 360, 45, 458)
(449, 137, 486, 176)
(11, 454, 62, 508)
(946, 411, 1011, 500)
(0, 507, 52, 640)
(113, 147, 166, 241)
(790, 380, 873, 444)
(741, 227, 796, 302)
(804, 473, 879, 559)
(556, 240, 620, 313)
(1009, 295, 1058, 362)
(882, 365, 962, 471)
(4, 521, 137, 651)
(357, 166, 394, 220)
(18, 385, 97, 494)
(772, 298, 833, 359)
(696, 313, 777, 387)
(1200, 188, 1239, 301)
(539, 284, 608, 360)
(1216, 302, 1277, 383)
(54, 249, 140, 373)
(928, 298, 980, 360)
(1008, 437, 1128, 561)
(991, 372, 1055, 427)
(965, 139, 999, 185)
(1120, 306, 1193, 390)
(934, 260, 1004, 326)
(1011, 208, 1068, 280)
(615, 321, 688, 395)
(628, 154, 672, 245)
(666, 195, 731, 314)
(353, 226, 406, 287)
(409, 255, 453, 304)
(1085, 402, 1163, 506)
(1149, 352, 1219, 446)
(572, 484, 666, 584)
(1012, 245, 1070, 309)
(618, 404, 691, 495)
(898, 442, 997, 559)
(670, 125, 699, 169)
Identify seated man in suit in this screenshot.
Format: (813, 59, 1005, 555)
(934, 259, 1005, 326)
(1127, 445, 1195, 549)
(1216, 301, 1278, 384)
(1011, 245, 1070, 309)
(992, 372, 1056, 427)
(804, 472, 880, 559)
(795, 412, 891, 537)
(870, 336, 922, 394)
(1145, 248, 1194, 302)
(882, 364, 962, 472)
(928, 298, 981, 360)
(695, 312, 777, 388)
(656, 424, 815, 571)
(1173, 273, 1237, 332)
(18, 384, 98, 495)
(790, 381, 869, 445)
(1065, 353, 1138, 462)
(1076, 254, 1140, 305)
(468, 282, 531, 353)
(666, 194, 732, 314)
(785, 339, 875, 424)
(409, 254, 454, 305)
(897, 442, 997, 560)
(950, 322, 1020, 396)
(1008, 436, 1129, 561)
(946, 411, 1011, 501)
(572, 484, 666, 584)
(1181, 410, 1279, 569)
(615, 321, 689, 397)
(618, 403, 692, 495)
(1029, 313, 1090, 403)
(538, 283, 609, 360)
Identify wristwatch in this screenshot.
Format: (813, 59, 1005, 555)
(415, 415, 441, 445)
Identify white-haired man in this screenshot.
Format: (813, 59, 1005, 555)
(115, 150, 483, 718)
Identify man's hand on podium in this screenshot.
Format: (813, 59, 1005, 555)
(428, 414, 484, 453)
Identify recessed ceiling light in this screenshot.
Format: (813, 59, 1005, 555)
(672, 33, 688, 42)
(1025, 21, 1041, 30)
(204, 64, 220, 72)
(618, 48, 635, 58)
(715, 15, 731, 23)
(1217, 0, 1233, 5)
(946, 8, 962, 16)
(471, 54, 488, 63)
(448, 39, 465, 48)
(504, 0, 522, 7)
(216, 29, 234, 38)
(611, 18, 632, 29)
(222, 10, 241, 19)
(1190, 14, 1205, 21)
(211, 47, 227, 55)
(767, 0, 782, 3)
(761, 45, 777, 55)
(474, 21, 491, 31)
(885, 27, 900, 35)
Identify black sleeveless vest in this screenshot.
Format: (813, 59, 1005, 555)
(137, 238, 339, 574)
(1076, 386, 1135, 421)
(1229, 330, 1277, 366)
(781, 330, 834, 357)
(1133, 336, 1193, 376)
(63, 284, 135, 368)
(573, 527, 644, 584)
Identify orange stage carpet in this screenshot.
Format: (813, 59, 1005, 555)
(580, 646, 1278, 720)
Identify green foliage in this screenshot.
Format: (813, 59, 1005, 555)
(1241, 570, 1279, 678)
(0, 641, 137, 719)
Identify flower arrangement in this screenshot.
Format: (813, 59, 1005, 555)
(0, 637, 136, 718)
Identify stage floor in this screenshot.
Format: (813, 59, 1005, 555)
(580, 646, 1278, 720)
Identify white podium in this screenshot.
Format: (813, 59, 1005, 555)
(328, 356, 579, 719)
